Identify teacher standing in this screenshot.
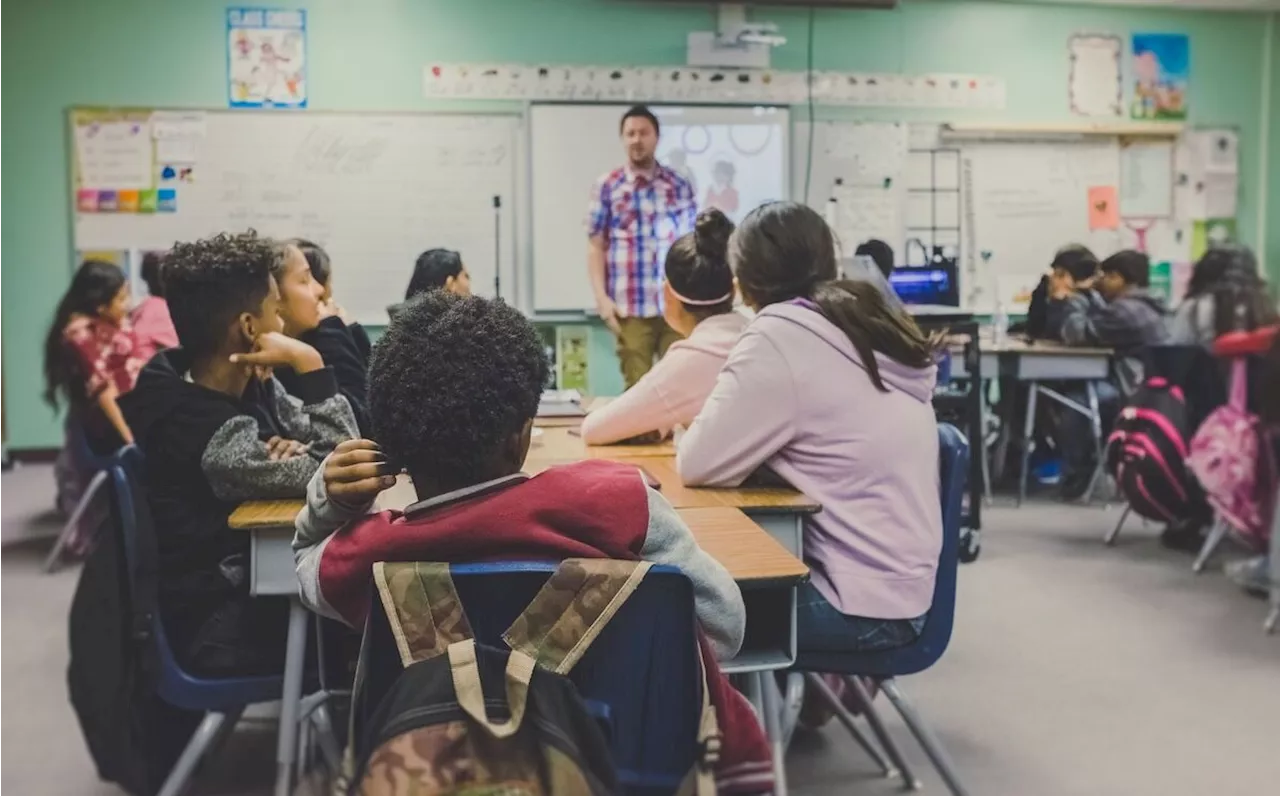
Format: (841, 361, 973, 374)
(586, 105, 698, 387)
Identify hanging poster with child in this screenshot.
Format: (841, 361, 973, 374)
(1131, 33, 1188, 121)
(227, 8, 307, 108)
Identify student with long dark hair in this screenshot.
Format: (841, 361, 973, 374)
(44, 259, 143, 514)
(1169, 245, 1276, 345)
(581, 208, 747, 444)
(678, 201, 943, 658)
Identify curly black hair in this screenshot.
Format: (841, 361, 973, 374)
(369, 292, 549, 485)
(165, 231, 281, 359)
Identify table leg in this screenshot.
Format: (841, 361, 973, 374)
(752, 671, 789, 796)
(275, 598, 309, 796)
(1018, 382, 1039, 506)
(1082, 381, 1106, 503)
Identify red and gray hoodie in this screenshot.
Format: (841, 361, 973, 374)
(293, 458, 774, 793)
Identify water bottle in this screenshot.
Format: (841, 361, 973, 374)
(992, 301, 1009, 347)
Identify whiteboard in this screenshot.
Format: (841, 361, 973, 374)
(529, 103, 789, 313)
(74, 111, 520, 324)
(960, 140, 1122, 312)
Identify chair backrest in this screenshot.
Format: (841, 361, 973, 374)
(65, 413, 120, 474)
(1141, 344, 1228, 431)
(108, 447, 281, 709)
(797, 422, 969, 677)
(359, 562, 701, 795)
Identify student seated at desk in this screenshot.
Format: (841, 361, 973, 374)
(1168, 245, 1276, 346)
(1021, 244, 1099, 340)
(293, 292, 774, 792)
(131, 251, 179, 363)
(120, 232, 358, 676)
(1046, 249, 1170, 496)
(272, 239, 372, 433)
(677, 201, 943, 657)
(581, 208, 748, 444)
(386, 247, 472, 320)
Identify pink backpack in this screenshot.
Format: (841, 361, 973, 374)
(1187, 359, 1267, 544)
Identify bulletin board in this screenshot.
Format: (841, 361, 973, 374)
(70, 107, 521, 324)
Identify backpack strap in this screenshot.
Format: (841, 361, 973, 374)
(676, 643, 721, 796)
(447, 639, 536, 740)
(502, 559, 653, 674)
(373, 561, 474, 666)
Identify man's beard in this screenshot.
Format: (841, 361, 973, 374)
(628, 152, 656, 170)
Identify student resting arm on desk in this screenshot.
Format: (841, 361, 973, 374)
(581, 209, 747, 444)
(292, 292, 774, 792)
(678, 201, 943, 661)
(119, 232, 358, 677)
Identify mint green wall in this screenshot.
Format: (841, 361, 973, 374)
(1268, 13, 1280, 284)
(2, 0, 1273, 449)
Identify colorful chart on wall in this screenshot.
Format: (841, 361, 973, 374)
(1131, 33, 1188, 121)
(227, 8, 307, 108)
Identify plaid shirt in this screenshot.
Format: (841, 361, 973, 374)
(586, 163, 697, 318)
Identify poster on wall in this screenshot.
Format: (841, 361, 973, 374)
(1131, 33, 1188, 121)
(1068, 34, 1122, 117)
(72, 110, 156, 214)
(227, 8, 307, 108)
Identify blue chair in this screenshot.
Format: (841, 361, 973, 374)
(357, 562, 702, 796)
(108, 447, 287, 796)
(45, 416, 119, 572)
(796, 423, 971, 796)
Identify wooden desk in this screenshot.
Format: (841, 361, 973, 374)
(527, 425, 675, 462)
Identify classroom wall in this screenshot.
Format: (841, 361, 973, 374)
(1268, 14, 1280, 280)
(2, 0, 1274, 450)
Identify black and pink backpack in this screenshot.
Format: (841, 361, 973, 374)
(1105, 377, 1205, 523)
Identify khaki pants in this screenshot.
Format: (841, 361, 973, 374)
(616, 316, 682, 388)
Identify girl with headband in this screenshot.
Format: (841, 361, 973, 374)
(581, 208, 747, 444)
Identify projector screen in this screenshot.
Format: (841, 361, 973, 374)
(529, 103, 789, 312)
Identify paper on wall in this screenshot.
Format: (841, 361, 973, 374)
(1088, 185, 1120, 230)
(822, 122, 907, 185)
(156, 138, 200, 164)
(75, 120, 154, 191)
(831, 182, 904, 257)
(1119, 140, 1173, 218)
(1068, 34, 1123, 117)
(1202, 172, 1238, 218)
(151, 111, 206, 140)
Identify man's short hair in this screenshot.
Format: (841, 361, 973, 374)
(1050, 245, 1100, 282)
(369, 292, 549, 483)
(1100, 250, 1151, 288)
(165, 231, 280, 359)
(620, 104, 660, 136)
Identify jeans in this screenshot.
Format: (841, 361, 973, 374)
(796, 581, 926, 653)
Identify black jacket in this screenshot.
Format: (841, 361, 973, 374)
(119, 349, 356, 662)
(275, 317, 371, 433)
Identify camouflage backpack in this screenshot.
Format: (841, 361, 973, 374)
(343, 559, 720, 796)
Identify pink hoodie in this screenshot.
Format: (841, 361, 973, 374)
(582, 312, 748, 445)
(678, 302, 941, 619)
(130, 296, 178, 363)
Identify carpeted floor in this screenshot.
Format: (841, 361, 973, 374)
(3, 462, 1278, 795)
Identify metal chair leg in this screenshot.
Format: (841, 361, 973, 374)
(780, 672, 804, 749)
(1265, 606, 1279, 635)
(44, 469, 109, 573)
(309, 704, 344, 772)
(881, 679, 970, 796)
(157, 712, 227, 796)
(845, 676, 921, 790)
(1192, 516, 1230, 573)
(1082, 382, 1105, 503)
(758, 672, 790, 796)
(1018, 383, 1039, 506)
(1105, 504, 1132, 546)
(804, 673, 896, 778)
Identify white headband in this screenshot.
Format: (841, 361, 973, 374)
(669, 285, 734, 306)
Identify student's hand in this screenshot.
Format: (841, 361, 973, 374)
(265, 436, 310, 461)
(595, 295, 623, 335)
(1049, 270, 1076, 301)
(318, 300, 351, 324)
(324, 439, 398, 505)
(231, 331, 324, 374)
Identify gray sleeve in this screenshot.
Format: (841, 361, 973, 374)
(1060, 292, 1103, 346)
(269, 376, 358, 454)
(201, 415, 325, 503)
(292, 459, 377, 623)
(1167, 297, 1214, 345)
(639, 480, 746, 659)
